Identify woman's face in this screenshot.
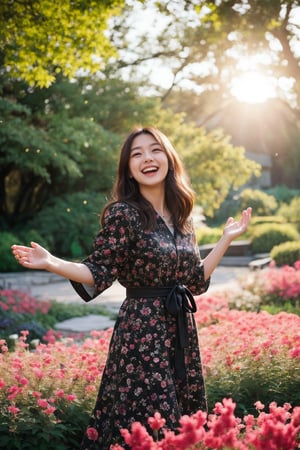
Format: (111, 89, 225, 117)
(128, 133, 169, 191)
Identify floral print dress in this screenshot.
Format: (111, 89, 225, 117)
(71, 202, 210, 450)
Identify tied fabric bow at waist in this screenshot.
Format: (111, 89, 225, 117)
(126, 284, 197, 380)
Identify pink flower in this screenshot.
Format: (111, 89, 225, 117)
(8, 405, 20, 415)
(37, 398, 48, 408)
(148, 412, 166, 431)
(65, 394, 76, 402)
(86, 427, 98, 441)
(44, 406, 56, 415)
(55, 389, 65, 398)
(255, 401, 265, 411)
(121, 422, 156, 449)
(32, 391, 42, 398)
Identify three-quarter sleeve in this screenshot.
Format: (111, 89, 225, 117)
(187, 224, 211, 295)
(70, 202, 138, 302)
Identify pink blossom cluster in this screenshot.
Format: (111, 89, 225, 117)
(108, 399, 300, 449)
(0, 289, 51, 315)
(259, 260, 300, 302)
(0, 330, 111, 422)
(196, 304, 300, 369)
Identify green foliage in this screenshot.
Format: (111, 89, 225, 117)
(0, 0, 124, 87)
(250, 216, 285, 226)
(196, 226, 223, 245)
(266, 185, 300, 204)
(15, 229, 49, 249)
(0, 232, 20, 272)
(270, 241, 300, 267)
(263, 302, 300, 316)
(250, 223, 299, 254)
(278, 196, 300, 230)
(27, 192, 107, 257)
(173, 126, 260, 216)
(1, 74, 263, 250)
(206, 189, 241, 226)
(240, 188, 278, 216)
(206, 350, 300, 417)
(44, 301, 113, 326)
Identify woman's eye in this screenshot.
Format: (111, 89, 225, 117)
(153, 148, 162, 152)
(131, 152, 141, 158)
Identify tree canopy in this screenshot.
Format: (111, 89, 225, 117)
(4, 0, 300, 258)
(109, 1, 300, 109)
(0, 0, 124, 87)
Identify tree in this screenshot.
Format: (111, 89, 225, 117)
(171, 124, 261, 216)
(107, 0, 300, 187)
(0, 0, 124, 87)
(108, 1, 300, 108)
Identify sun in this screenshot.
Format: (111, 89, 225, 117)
(231, 71, 277, 104)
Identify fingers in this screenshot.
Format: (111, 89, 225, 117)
(11, 244, 32, 266)
(225, 217, 234, 226)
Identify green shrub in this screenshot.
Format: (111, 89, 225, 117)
(250, 216, 285, 226)
(278, 196, 300, 230)
(250, 223, 299, 254)
(26, 192, 106, 258)
(266, 185, 300, 204)
(240, 188, 278, 216)
(196, 226, 223, 245)
(270, 241, 300, 266)
(14, 228, 49, 249)
(0, 232, 21, 272)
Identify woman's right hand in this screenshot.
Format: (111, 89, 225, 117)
(11, 242, 52, 270)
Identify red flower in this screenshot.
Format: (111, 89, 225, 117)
(148, 412, 166, 431)
(86, 427, 98, 441)
(8, 405, 20, 415)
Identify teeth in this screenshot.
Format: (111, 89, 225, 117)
(142, 167, 158, 173)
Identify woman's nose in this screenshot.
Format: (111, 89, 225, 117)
(144, 151, 153, 162)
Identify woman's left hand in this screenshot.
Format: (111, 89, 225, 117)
(223, 207, 252, 241)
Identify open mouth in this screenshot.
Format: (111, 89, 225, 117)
(142, 166, 158, 174)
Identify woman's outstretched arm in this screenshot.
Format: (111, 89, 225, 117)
(11, 242, 94, 285)
(203, 207, 252, 281)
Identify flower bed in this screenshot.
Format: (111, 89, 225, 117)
(0, 262, 300, 448)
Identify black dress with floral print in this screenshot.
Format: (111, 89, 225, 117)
(71, 202, 210, 450)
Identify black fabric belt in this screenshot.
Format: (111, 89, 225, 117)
(126, 285, 197, 380)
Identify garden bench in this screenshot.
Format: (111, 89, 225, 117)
(248, 257, 272, 271)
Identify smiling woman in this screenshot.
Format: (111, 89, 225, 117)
(231, 71, 277, 104)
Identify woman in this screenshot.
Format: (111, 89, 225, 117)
(12, 126, 251, 449)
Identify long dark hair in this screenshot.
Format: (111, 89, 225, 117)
(102, 126, 194, 234)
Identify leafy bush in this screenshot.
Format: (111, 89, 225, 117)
(196, 226, 223, 245)
(271, 241, 300, 266)
(250, 223, 299, 254)
(250, 215, 285, 226)
(278, 196, 300, 230)
(14, 228, 49, 249)
(0, 232, 21, 272)
(26, 192, 106, 258)
(266, 184, 300, 204)
(239, 188, 278, 216)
